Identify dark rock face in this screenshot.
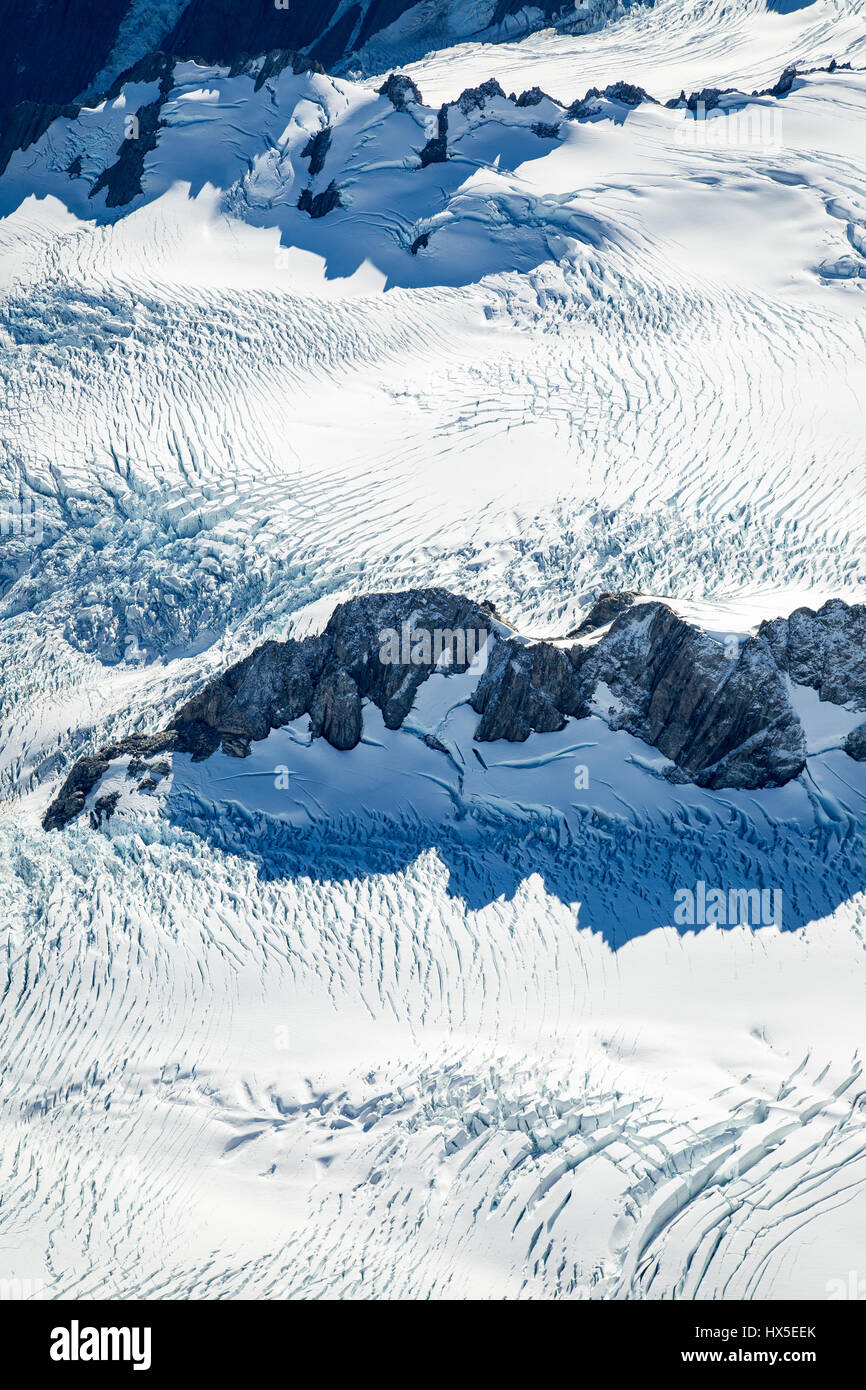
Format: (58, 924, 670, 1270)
(168, 585, 497, 753)
(755, 600, 866, 707)
(297, 180, 343, 218)
(491, 0, 572, 23)
(694, 639, 807, 789)
(164, 0, 344, 66)
(89, 56, 175, 208)
(583, 604, 807, 789)
(666, 62, 820, 114)
(514, 87, 549, 108)
(324, 588, 497, 729)
(2, 44, 829, 225)
(0, 0, 626, 140)
(455, 80, 506, 115)
(311, 6, 362, 68)
(248, 48, 324, 88)
(91, 792, 121, 828)
(89, 94, 163, 206)
(301, 127, 332, 177)
(309, 663, 363, 750)
(417, 80, 507, 169)
(845, 723, 866, 761)
(604, 81, 656, 107)
(764, 66, 798, 98)
(377, 73, 422, 110)
(102, 49, 181, 100)
(471, 640, 586, 742)
(568, 590, 637, 637)
(42, 732, 178, 832)
(569, 82, 655, 118)
(0, 0, 845, 171)
(670, 87, 738, 113)
(0, 101, 82, 177)
(44, 588, 502, 828)
(42, 589, 866, 831)
(0, 0, 128, 126)
(419, 106, 449, 166)
(171, 639, 321, 760)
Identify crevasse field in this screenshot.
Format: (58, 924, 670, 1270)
(1, 0, 866, 1300)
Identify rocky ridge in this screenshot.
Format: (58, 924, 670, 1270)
(43, 589, 866, 830)
(1, 52, 846, 212)
(0, 0, 634, 132)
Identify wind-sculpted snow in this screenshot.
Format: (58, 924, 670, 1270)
(1, 59, 865, 724)
(2, 811, 866, 1299)
(1, 2, 866, 1304)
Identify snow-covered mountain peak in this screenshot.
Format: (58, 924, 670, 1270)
(42, 589, 866, 854)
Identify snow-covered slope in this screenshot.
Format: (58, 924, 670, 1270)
(1, 3, 865, 1303)
(400, 0, 866, 103)
(2, 54, 865, 685)
(0, 0, 632, 125)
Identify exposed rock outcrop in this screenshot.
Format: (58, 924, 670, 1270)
(162, 586, 501, 755)
(568, 590, 638, 637)
(248, 48, 324, 89)
(666, 86, 739, 112)
(471, 639, 586, 742)
(42, 732, 178, 832)
(3, 51, 845, 230)
(514, 87, 551, 108)
(377, 73, 422, 111)
(44, 587, 503, 827)
(301, 127, 332, 177)
(845, 722, 866, 760)
(755, 599, 866, 707)
(0, 0, 125, 127)
(170, 638, 321, 760)
(0, 0, 625, 133)
(764, 65, 798, 98)
(419, 106, 449, 167)
(89, 55, 175, 208)
(91, 792, 121, 828)
(297, 180, 343, 218)
(327, 589, 496, 717)
(42, 590, 866, 830)
(454, 80, 506, 115)
(568, 81, 656, 118)
(309, 663, 363, 750)
(0, 100, 82, 177)
(582, 603, 807, 789)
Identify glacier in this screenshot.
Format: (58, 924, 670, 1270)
(0, 0, 865, 1302)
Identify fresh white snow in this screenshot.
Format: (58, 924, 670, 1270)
(1, 0, 865, 1302)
